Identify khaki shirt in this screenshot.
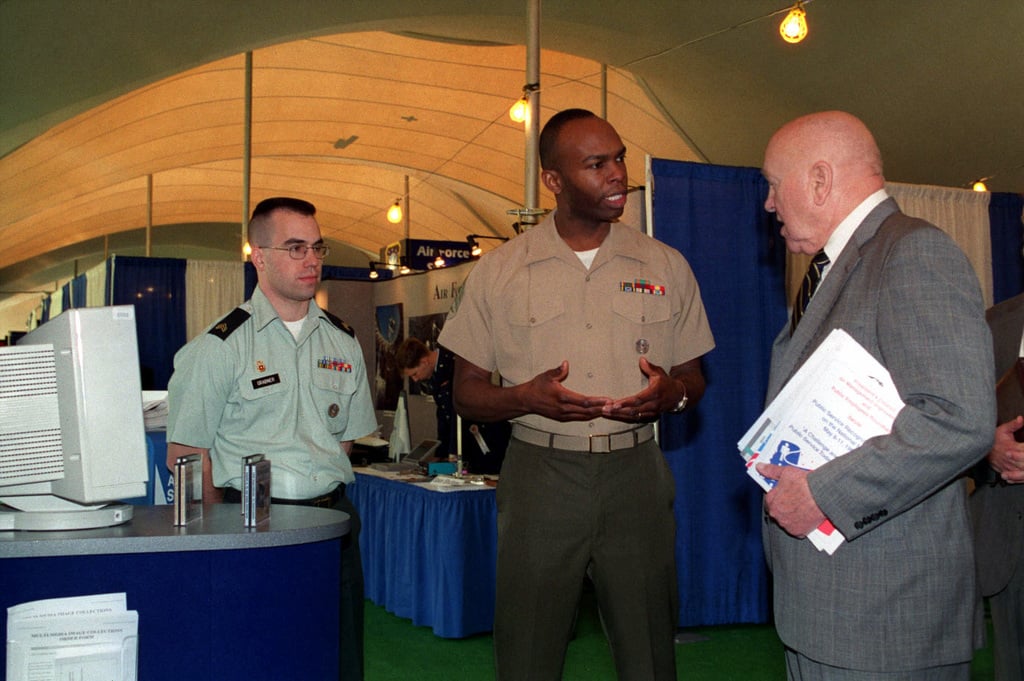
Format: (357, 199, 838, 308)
(167, 286, 377, 498)
(439, 213, 714, 437)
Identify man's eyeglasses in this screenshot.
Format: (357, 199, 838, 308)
(259, 243, 330, 260)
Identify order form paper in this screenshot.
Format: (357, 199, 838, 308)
(6, 593, 138, 681)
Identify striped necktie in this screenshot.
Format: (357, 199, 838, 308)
(791, 249, 830, 334)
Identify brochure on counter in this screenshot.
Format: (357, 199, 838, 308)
(141, 389, 168, 431)
(6, 593, 138, 681)
(737, 328, 905, 555)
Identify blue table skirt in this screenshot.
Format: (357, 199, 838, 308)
(349, 472, 497, 638)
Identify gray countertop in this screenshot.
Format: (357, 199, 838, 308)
(0, 503, 350, 559)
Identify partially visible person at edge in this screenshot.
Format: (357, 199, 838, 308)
(756, 110, 995, 680)
(166, 196, 377, 681)
(971, 290, 1024, 681)
(439, 108, 714, 680)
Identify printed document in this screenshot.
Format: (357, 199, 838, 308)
(738, 329, 905, 554)
(6, 593, 138, 681)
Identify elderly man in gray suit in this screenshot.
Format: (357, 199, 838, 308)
(973, 291, 1024, 681)
(755, 110, 995, 680)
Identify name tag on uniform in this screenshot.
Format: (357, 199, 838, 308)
(251, 373, 281, 389)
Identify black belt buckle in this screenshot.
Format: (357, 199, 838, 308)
(272, 485, 343, 508)
(309, 490, 338, 508)
(221, 485, 342, 507)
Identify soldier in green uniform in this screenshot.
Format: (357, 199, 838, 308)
(167, 196, 376, 681)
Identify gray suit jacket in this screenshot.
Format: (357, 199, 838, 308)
(971, 292, 1024, 596)
(764, 198, 995, 671)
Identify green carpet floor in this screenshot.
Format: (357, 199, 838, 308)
(365, 592, 995, 680)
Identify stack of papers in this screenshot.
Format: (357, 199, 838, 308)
(738, 329, 905, 554)
(141, 390, 168, 431)
(7, 593, 139, 681)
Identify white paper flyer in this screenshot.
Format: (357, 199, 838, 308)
(6, 593, 138, 681)
(738, 329, 905, 554)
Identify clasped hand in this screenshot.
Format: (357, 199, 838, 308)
(989, 415, 1024, 484)
(526, 357, 676, 423)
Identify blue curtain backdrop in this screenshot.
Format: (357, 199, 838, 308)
(244, 261, 257, 299)
(108, 256, 186, 390)
(70, 273, 87, 309)
(990, 192, 1024, 305)
(60, 282, 71, 311)
(651, 159, 787, 626)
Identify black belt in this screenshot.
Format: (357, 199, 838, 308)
(221, 484, 344, 509)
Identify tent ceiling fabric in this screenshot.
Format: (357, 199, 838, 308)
(1, 0, 1023, 311)
(0, 30, 695, 297)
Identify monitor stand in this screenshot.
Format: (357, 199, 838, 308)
(0, 495, 134, 531)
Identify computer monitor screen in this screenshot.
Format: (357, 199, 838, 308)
(0, 306, 148, 520)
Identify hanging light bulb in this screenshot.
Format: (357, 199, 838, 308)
(780, 2, 808, 44)
(433, 255, 446, 269)
(972, 180, 989, 192)
(509, 97, 529, 123)
(386, 199, 403, 224)
(242, 242, 253, 258)
(509, 84, 538, 123)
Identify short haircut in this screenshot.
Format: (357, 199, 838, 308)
(395, 337, 430, 370)
(539, 108, 598, 170)
(249, 197, 317, 245)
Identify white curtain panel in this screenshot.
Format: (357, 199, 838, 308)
(49, 287, 64, 318)
(85, 260, 108, 308)
(185, 260, 244, 341)
(886, 181, 993, 307)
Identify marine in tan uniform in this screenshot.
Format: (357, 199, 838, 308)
(439, 109, 714, 681)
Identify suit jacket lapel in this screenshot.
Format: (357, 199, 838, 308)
(767, 198, 900, 400)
